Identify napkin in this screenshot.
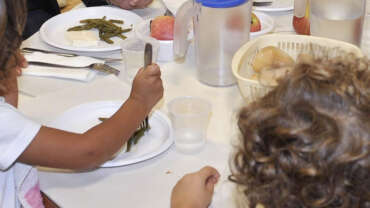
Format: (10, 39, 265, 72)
(23, 52, 105, 81)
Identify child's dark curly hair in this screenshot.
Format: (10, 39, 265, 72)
(230, 54, 370, 208)
(0, 0, 26, 95)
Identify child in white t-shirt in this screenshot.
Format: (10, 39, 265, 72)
(0, 1, 163, 207)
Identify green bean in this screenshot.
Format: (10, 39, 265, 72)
(98, 117, 150, 152)
(98, 117, 107, 122)
(133, 128, 146, 145)
(67, 16, 132, 44)
(109, 19, 124, 24)
(118, 34, 127, 40)
(126, 138, 133, 152)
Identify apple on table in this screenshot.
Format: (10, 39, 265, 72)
(150, 16, 175, 40)
(251, 12, 261, 32)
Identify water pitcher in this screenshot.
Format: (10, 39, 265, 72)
(174, 0, 252, 87)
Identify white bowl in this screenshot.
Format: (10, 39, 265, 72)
(134, 19, 174, 62)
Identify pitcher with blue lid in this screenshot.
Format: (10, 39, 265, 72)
(174, 0, 252, 87)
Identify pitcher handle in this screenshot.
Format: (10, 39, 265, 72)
(173, 0, 195, 59)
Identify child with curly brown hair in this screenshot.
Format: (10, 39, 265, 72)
(171, 54, 370, 208)
(0, 0, 163, 207)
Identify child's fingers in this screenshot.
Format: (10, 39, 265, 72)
(145, 64, 161, 76)
(205, 176, 218, 192)
(198, 166, 220, 182)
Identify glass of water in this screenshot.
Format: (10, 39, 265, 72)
(168, 96, 212, 154)
(119, 35, 159, 82)
(310, 0, 366, 46)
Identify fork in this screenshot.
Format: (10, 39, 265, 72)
(28, 61, 120, 76)
(22, 47, 122, 63)
(140, 43, 153, 130)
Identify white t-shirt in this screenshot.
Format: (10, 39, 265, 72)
(0, 97, 43, 208)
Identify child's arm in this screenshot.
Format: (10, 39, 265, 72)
(17, 64, 163, 170)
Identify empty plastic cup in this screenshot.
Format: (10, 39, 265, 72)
(168, 96, 212, 154)
(119, 35, 159, 82)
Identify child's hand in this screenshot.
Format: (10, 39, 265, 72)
(109, 0, 153, 9)
(129, 64, 163, 114)
(171, 166, 220, 208)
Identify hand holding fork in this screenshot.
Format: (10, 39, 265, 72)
(130, 43, 163, 129)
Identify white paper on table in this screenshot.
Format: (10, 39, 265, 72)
(23, 52, 105, 81)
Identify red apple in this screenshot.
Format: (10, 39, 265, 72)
(251, 12, 261, 32)
(150, 16, 175, 41)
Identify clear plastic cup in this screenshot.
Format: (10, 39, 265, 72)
(310, 0, 366, 46)
(119, 35, 159, 82)
(168, 96, 212, 154)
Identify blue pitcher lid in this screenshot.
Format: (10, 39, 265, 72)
(195, 0, 248, 8)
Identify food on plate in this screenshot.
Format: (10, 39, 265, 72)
(251, 12, 261, 32)
(252, 46, 295, 73)
(67, 16, 132, 44)
(251, 46, 295, 86)
(65, 31, 100, 47)
(98, 117, 150, 153)
(150, 16, 175, 40)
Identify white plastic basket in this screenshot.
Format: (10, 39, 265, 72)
(232, 34, 364, 102)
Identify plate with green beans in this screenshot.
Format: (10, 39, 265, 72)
(48, 101, 174, 167)
(40, 6, 143, 52)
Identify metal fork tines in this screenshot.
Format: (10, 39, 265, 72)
(28, 61, 120, 76)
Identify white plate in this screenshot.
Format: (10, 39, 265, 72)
(253, 0, 294, 12)
(251, 11, 275, 38)
(48, 101, 174, 167)
(40, 7, 143, 52)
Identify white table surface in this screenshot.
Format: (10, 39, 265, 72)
(17, 1, 370, 208)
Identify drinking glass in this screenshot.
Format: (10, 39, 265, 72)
(168, 96, 212, 154)
(310, 0, 366, 46)
(119, 35, 159, 82)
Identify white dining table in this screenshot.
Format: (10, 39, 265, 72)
(17, 1, 370, 208)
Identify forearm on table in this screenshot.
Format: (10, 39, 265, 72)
(81, 0, 109, 6)
(18, 97, 148, 170)
(84, 97, 148, 157)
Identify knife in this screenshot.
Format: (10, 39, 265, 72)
(21, 47, 122, 63)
